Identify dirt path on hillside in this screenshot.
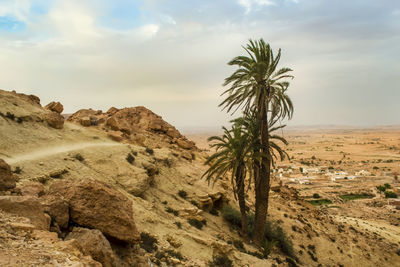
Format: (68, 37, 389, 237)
(3, 142, 124, 165)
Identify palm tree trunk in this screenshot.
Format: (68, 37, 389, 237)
(253, 88, 271, 246)
(237, 165, 248, 237)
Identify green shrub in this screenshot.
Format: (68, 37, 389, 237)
(188, 218, 203, 230)
(209, 255, 233, 267)
(339, 193, 375, 201)
(307, 199, 332, 206)
(16, 117, 23, 123)
(373, 166, 379, 170)
(376, 185, 386, 193)
(312, 193, 320, 198)
(384, 191, 398, 198)
(13, 166, 22, 174)
(178, 190, 187, 199)
(209, 208, 219, 216)
(262, 239, 277, 258)
(174, 221, 182, 229)
(126, 153, 135, 164)
(233, 239, 245, 252)
(145, 147, 154, 155)
(221, 205, 295, 258)
(221, 205, 242, 229)
(166, 207, 179, 216)
(140, 232, 158, 252)
(73, 153, 84, 162)
(190, 200, 199, 207)
(5, 112, 15, 120)
(384, 183, 391, 189)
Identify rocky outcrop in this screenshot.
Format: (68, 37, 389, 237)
(45, 101, 64, 114)
(116, 167, 153, 197)
(0, 159, 16, 191)
(67, 106, 197, 150)
(66, 227, 117, 267)
(45, 111, 64, 129)
(48, 179, 140, 243)
(0, 196, 50, 230)
(195, 192, 226, 211)
(40, 194, 69, 229)
(19, 182, 45, 197)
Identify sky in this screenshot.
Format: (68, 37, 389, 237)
(0, 0, 399, 130)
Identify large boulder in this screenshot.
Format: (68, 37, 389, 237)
(116, 167, 153, 197)
(45, 101, 64, 114)
(66, 227, 117, 267)
(0, 196, 50, 230)
(19, 181, 45, 197)
(45, 111, 64, 129)
(0, 159, 16, 191)
(40, 194, 69, 229)
(48, 179, 140, 243)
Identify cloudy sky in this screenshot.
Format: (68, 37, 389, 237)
(0, 0, 399, 130)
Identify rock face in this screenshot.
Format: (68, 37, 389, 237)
(66, 227, 117, 267)
(67, 106, 197, 150)
(19, 182, 45, 197)
(40, 194, 69, 229)
(116, 167, 153, 197)
(45, 101, 64, 114)
(0, 196, 50, 230)
(48, 179, 140, 243)
(45, 111, 64, 129)
(0, 159, 16, 191)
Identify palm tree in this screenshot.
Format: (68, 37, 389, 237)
(220, 39, 294, 245)
(202, 124, 252, 236)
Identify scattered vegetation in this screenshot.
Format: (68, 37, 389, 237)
(209, 254, 233, 267)
(384, 191, 398, 198)
(178, 190, 187, 199)
(221, 205, 295, 258)
(209, 208, 219, 216)
(126, 153, 135, 164)
(166, 207, 179, 216)
(140, 232, 158, 252)
(174, 221, 182, 229)
(190, 200, 199, 208)
(145, 147, 154, 155)
(5, 112, 15, 120)
(312, 193, 320, 199)
(307, 199, 332, 206)
(339, 193, 375, 201)
(233, 240, 245, 252)
(13, 166, 22, 174)
(187, 218, 205, 230)
(73, 153, 85, 162)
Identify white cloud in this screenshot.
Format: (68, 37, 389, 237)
(0, 0, 31, 21)
(238, 0, 275, 14)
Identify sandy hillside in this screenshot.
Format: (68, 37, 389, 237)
(0, 89, 399, 267)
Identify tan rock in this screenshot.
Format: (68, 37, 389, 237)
(106, 107, 119, 115)
(0, 196, 50, 230)
(45, 101, 64, 114)
(40, 194, 69, 229)
(181, 151, 193, 161)
(107, 130, 124, 142)
(80, 117, 91, 127)
(20, 182, 45, 197)
(0, 159, 16, 191)
(66, 227, 117, 267)
(116, 167, 153, 197)
(48, 179, 140, 243)
(176, 139, 195, 150)
(165, 234, 182, 248)
(106, 117, 120, 131)
(45, 111, 64, 129)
